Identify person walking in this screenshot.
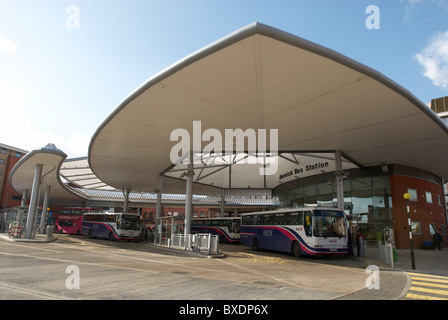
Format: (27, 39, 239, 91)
(433, 229, 443, 250)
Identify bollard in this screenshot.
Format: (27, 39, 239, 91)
(208, 233, 212, 254)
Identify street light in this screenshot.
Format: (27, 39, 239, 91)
(403, 193, 416, 270)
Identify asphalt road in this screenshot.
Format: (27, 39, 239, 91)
(0, 234, 370, 301)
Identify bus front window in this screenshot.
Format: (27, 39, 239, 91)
(120, 215, 141, 230)
(313, 212, 346, 238)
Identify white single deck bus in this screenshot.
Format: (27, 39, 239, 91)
(240, 208, 347, 257)
(81, 212, 141, 241)
(191, 217, 241, 243)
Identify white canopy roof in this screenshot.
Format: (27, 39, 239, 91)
(9, 144, 85, 206)
(89, 22, 448, 194)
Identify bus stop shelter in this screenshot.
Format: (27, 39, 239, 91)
(87, 23, 448, 234)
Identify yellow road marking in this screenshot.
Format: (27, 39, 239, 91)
(406, 272, 448, 300)
(411, 281, 448, 289)
(410, 276, 448, 284)
(407, 272, 448, 280)
(405, 293, 448, 300)
(408, 286, 448, 296)
(237, 252, 287, 264)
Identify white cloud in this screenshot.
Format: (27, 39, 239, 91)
(0, 36, 17, 54)
(0, 83, 90, 158)
(415, 30, 448, 89)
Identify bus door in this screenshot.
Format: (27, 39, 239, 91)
(304, 211, 313, 238)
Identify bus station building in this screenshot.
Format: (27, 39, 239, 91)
(5, 23, 448, 250)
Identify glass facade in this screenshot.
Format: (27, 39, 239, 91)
(274, 166, 393, 243)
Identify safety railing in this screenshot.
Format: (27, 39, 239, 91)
(166, 233, 220, 255)
(378, 241, 395, 268)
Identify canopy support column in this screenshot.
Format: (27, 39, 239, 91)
(38, 185, 51, 234)
(20, 189, 28, 207)
(25, 164, 43, 239)
(155, 175, 163, 219)
(184, 161, 194, 236)
(335, 150, 344, 211)
(220, 188, 225, 218)
(123, 188, 131, 213)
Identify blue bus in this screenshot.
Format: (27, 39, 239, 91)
(240, 208, 347, 257)
(191, 217, 241, 243)
(81, 212, 141, 241)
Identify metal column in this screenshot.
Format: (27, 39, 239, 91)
(155, 175, 163, 219)
(20, 189, 28, 207)
(220, 188, 225, 218)
(335, 150, 344, 211)
(184, 162, 194, 235)
(38, 185, 51, 234)
(25, 164, 43, 239)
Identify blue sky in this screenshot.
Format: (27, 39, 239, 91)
(0, 0, 447, 158)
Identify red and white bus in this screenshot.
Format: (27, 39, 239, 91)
(55, 207, 103, 235)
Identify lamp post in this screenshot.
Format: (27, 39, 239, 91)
(403, 193, 416, 270)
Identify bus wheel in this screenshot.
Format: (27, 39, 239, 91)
(292, 241, 301, 258)
(252, 238, 260, 251)
(220, 235, 226, 244)
(109, 232, 114, 241)
(88, 230, 92, 239)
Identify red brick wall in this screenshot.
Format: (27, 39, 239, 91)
(390, 174, 447, 249)
(0, 155, 22, 208)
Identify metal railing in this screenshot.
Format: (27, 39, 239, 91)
(164, 233, 220, 255)
(378, 241, 395, 268)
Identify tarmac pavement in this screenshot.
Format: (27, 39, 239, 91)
(1, 233, 448, 300)
(335, 246, 448, 299)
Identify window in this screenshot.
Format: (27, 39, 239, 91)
(15, 152, 21, 158)
(426, 191, 433, 204)
(411, 221, 422, 234)
(407, 188, 418, 201)
(429, 223, 437, 235)
(0, 159, 5, 165)
(441, 224, 446, 236)
(105, 215, 117, 222)
(438, 195, 443, 206)
(304, 211, 312, 237)
(0, 148, 5, 154)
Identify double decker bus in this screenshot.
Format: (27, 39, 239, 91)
(81, 212, 141, 241)
(191, 217, 241, 243)
(55, 207, 103, 235)
(240, 208, 347, 257)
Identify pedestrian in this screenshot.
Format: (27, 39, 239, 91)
(357, 230, 364, 257)
(347, 227, 354, 256)
(433, 229, 443, 250)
